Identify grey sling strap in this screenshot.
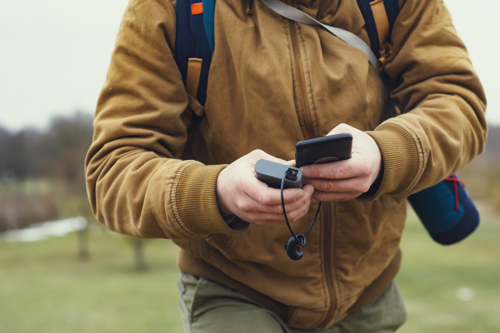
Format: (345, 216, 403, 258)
(260, 0, 381, 78)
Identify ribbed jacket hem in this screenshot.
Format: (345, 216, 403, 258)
(176, 248, 402, 329)
(365, 122, 422, 199)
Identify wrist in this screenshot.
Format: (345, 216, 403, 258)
(359, 161, 384, 200)
(216, 169, 233, 217)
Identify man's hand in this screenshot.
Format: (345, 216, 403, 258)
(300, 124, 382, 202)
(217, 150, 315, 225)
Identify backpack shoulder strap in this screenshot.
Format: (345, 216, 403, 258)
(174, 0, 216, 110)
(356, 0, 399, 58)
(174, 0, 398, 108)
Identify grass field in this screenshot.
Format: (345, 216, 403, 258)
(1, 210, 499, 332)
(397, 208, 500, 333)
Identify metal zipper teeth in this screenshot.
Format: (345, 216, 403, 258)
(288, 20, 315, 139)
(319, 201, 337, 328)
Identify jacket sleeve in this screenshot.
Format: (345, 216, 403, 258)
(85, 0, 246, 239)
(365, 0, 487, 198)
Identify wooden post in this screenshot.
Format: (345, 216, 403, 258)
(5, 180, 19, 230)
(133, 238, 147, 271)
(78, 217, 89, 260)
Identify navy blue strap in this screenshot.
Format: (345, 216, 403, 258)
(356, 0, 399, 58)
(203, 0, 216, 52)
(174, 0, 214, 108)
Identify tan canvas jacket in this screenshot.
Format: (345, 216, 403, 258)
(85, 0, 487, 329)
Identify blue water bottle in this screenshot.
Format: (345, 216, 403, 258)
(408, 174, 480, 245)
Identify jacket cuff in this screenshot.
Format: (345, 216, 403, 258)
(364, 122, 421, 199)
(174, 163, 249, 235)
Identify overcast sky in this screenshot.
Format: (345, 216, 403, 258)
(0, 0, 498, 131)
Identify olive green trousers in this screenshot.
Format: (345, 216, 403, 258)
(177, 271, 406, 333)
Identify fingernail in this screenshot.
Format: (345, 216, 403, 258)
(295, 191, 305, 201)
(301, 167, 308, 177)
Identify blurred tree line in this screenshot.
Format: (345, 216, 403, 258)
(0, 111, 150, 269)
(0, 112, 93, 231)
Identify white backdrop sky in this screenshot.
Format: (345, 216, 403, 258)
(0, 0, 498, 131)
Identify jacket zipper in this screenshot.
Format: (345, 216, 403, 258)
(287, 2, 336, 325)
(319, 201, 337, 328)
(287, 5, 315, 139)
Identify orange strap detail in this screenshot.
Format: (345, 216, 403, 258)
(186, 58, 203, 100)
(191, 3, 204, 15)
(378, 45, 391, 72)
(369, 0, 390, 50)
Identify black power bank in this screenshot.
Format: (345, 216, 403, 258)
(255, 159, 303, 189)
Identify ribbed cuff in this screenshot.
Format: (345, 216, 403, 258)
(175, 163, 249, 235)
(365, 122, 421, 199)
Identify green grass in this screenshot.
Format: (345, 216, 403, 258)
(1, 211, 499, 332)
(397, 210, 500, 333)
(0, 227, 183, 333)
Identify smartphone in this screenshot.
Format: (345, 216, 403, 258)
(295, 133, 353, 168)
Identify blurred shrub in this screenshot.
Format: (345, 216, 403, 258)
(458, 125, 500, 213)
(0, 193, 58, 231)
(0, 111, 94, 230)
